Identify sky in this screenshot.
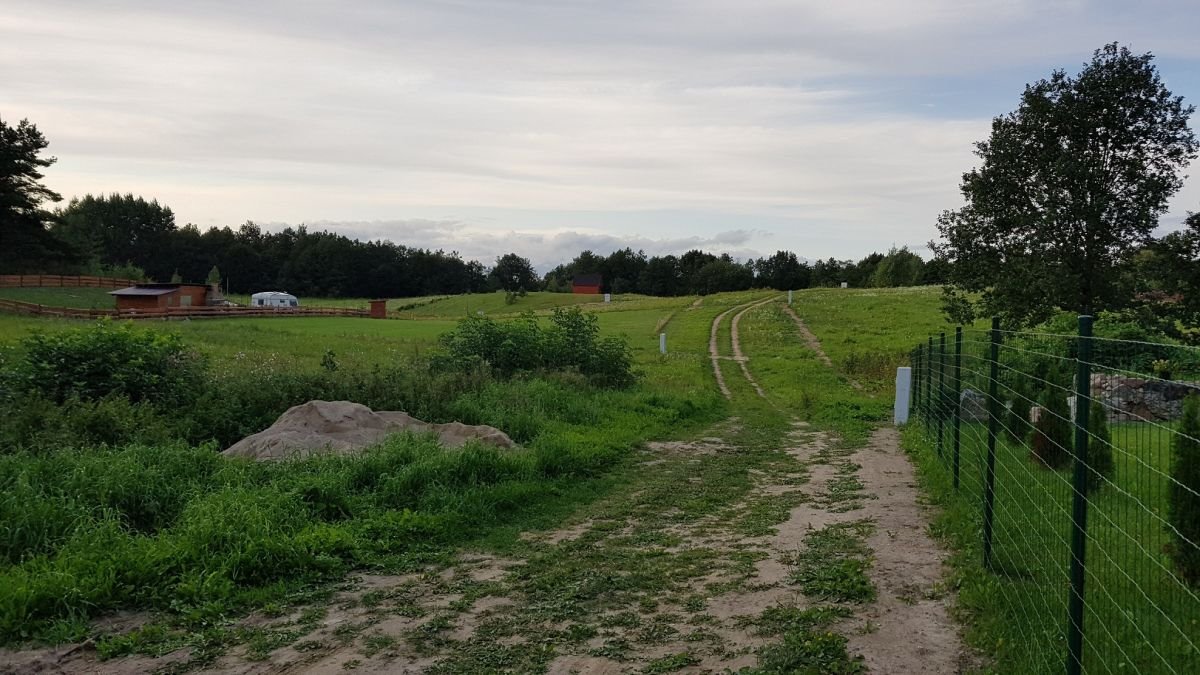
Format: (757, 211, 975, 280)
(3, 0, 1199, 270)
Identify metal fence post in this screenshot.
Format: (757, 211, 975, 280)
(953, 326, 962, 490)
(1067, 315, 1094, 675)
(937, 332, 946, 457)
(925, 336, 934, 424)
(984, 317, 1001, 570)
(914, 345, 923, 420)
(907, 345, 916, 415)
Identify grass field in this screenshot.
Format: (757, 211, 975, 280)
(1, 285, 1191, 672)
(0, 286, 117, 309)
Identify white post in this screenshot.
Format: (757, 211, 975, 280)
(604, 293, 611, 303)
(659, 332, 667, 354)
(894, 366, 912, 425)
(788, 289, 793, 305)
(840, 281, 848, 289)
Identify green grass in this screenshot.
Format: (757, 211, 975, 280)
(789, 287, 976, 393)
(0, 287, 117, 309)
(904, 419, 1200, 674)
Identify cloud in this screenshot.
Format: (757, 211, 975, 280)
(267, 219, 768, 272)
(2, 0, 1197, 264)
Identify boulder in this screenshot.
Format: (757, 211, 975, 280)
(222, 400, 515, 461)
(959, 388, 990, 422)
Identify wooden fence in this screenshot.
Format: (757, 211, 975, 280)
(0, 299, 368, 320)
(0, 274, 142, 289)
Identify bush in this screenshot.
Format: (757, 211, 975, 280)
(434, 307, 637, 387)
(1085, 401, 1114, 493)
(19, 321, 205, 405)
(1006, 388, 1033, 442)
(1029, 387, 1072, 469)
(1169, 394, 1200, 586)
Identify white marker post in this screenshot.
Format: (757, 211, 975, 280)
(894, 366, 912, 425)
(840, 282, 848, 289)
(604, 293, 611, 303)
(659, 332, 667, 354)
(788, 289, 793, 305)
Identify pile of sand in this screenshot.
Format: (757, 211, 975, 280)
(222, 400, 515, 461)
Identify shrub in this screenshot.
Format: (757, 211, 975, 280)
(1029, 387, 1072, 469)
(434, 307, 637, 387)
(1169, 394, 1200, 586)
(19, 321, 205, 405)
(1085, 401, 1114, 493)
(1006, 388, 1033, 442)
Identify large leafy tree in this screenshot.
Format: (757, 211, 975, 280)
(489, 253, 539, 296)
(933, 44, 1197, 326)
(0, 116, 77, 272)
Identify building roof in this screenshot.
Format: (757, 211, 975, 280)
(250, 291, 296, 298)
(572, 273, 602, 286)
(110, 286, 179, 296)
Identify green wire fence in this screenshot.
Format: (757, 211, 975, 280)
(909, 317, 1200, 674)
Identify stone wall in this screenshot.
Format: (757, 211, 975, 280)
(957, 375, 1200, 424)
(1089, 374, 1200, 422)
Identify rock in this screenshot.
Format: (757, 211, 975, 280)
(1089, 374, 1200, 422)
(959, 388, 990, 422)
(223, 400, 515, 461)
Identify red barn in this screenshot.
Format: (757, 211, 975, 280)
(572, 274, 602, 295)
(110, 283, 210, 311)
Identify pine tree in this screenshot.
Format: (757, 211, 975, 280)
(1030, 387, 1073, 469)
(1169, 394, 1200, 585)
(170, 270, 182, 283)
(1086, 401, 1114, 493)
(206, 265, 221, 286)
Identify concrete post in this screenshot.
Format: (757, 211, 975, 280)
(894, 366, 912, 424)
(604, 293, 611, 303)
(659, 332, 667, 354)
(788, 290, 793, 305)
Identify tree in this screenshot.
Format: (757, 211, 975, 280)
(1169, 394, 1200, 586)
(55, 193, 178, 279)
(1030, 387, 1072, 469)
(0, 116, 77, 272)
(206, 265, 222, 286)
(1086, 400, 1114, 494)
(489, 253, 538, 300)
(871, 247, 925, 287)
(755, 250, 810, 291)
(933, 44, 1198, 326)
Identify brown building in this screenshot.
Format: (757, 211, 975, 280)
(572, 274, 602, 295)
(110, 283, 210, 311)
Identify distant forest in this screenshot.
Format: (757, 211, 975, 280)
(12, 193, 945, 297)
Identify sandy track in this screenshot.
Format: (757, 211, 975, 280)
(729, 298, 775, 398)
(709, 297, 776, 400)
(843, 427, 966, 673)
(708, 306, 740, 399)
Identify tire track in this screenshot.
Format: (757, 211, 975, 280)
(782, 304, 863, 390)
(730, 298, 775, 398)
(708, 305, 740, 400)
(709, 296, 777, 400)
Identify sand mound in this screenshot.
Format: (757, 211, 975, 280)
(222, 400, 515, 461)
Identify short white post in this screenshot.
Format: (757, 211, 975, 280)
(788, 289, 793, 305)
(604, 293, 611, 303)
(840, 281, 848, 289)
(894, 366, 912, 424)
(659, 332, 667, 354)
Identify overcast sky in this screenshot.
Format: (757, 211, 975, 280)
(3, 1, 1199, 269)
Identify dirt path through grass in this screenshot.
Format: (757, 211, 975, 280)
(729, 299, 775, 399)
(1, 297, 966, 674)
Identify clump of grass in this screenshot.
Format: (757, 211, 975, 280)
(789, 520, 876, 603)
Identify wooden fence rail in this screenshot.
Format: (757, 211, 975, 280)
(0, 299, 369, 320)
(0, 274, 142, 289)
